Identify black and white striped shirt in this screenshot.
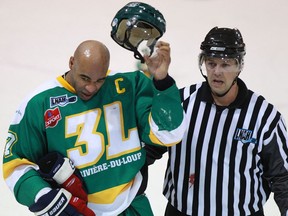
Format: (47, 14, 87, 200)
(163, 79, 288, 216)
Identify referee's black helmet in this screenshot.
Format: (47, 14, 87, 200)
(200, 26, 246, 60)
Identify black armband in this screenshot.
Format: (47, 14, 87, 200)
(153, 74, 175, 91)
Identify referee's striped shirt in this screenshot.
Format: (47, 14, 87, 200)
(163, 78, 288, 216)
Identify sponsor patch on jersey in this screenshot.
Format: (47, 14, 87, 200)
(44, 107, 62, 128)
(50, 94, 77, 107)
(234, 128, 257, 144)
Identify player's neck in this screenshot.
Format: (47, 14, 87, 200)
(64, 71, 70, 83)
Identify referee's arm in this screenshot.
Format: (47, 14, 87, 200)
(261, 116, 288, 216)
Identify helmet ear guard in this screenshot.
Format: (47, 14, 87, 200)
(111, 2, 166, 63)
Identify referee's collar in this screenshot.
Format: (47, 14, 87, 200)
(200, 78, 248, 109)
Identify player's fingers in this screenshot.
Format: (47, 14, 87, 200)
(156, 47, 171, 63)
(155, 41, 170, 48)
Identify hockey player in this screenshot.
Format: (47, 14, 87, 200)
(2, 3, 186, 215)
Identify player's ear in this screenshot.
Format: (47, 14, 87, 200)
(69, 56, 74, 69)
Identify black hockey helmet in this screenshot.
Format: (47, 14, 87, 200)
(200, 27, 246, 60)
(111, 2, 166, 63)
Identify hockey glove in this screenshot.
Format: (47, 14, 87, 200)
(29, 188, 95, 216)
(37, 152, 88, 202)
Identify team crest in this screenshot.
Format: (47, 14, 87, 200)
(234, 128, 257, 144)
(44, 107, 62, 128)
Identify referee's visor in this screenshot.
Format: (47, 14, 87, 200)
(199, 55, 241, 75)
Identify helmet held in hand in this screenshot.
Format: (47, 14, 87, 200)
(111, 2, 166, 63)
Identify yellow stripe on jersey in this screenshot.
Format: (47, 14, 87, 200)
(148, 130, 179, 147)
(106, 69, 112, 75)
(148, 113, 183, 147)
(148, 130, 165, 145)
(56, 76, 76, 93)
(3, 158, 36, 179)
(88, 180, 133, 204)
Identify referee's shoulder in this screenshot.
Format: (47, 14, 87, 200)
(179, 83, 202, 100)
(249, 90, 273, 107)
(249, 90, 282, 116)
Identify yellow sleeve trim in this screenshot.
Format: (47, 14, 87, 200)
(3, 158, 36, 179)
(148, 130, 179, 147)
(148, 113, 181, 147)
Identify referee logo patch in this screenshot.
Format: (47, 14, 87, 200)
(234, 128, 257, 144)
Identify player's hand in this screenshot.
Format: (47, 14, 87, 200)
(37, 152, 87, 202)
(29, 188, 95, 216)
(144, 41, 171, 80)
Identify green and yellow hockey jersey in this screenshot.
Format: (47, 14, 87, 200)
(3, 70, 186, 215)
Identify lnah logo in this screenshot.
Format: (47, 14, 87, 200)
(234, 128, 257, 144)
(50, 94, 77, 107)
(44, 107, 61, 128)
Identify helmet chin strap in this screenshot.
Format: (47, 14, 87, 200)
(132, 47, 145, 63)
(212, 76, 238, 97)
(200, 68, 240, 98)
(122, 29, 145, 63)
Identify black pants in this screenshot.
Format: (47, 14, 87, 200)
(164, 202, 264, 216)
(164, 203, 188, 216)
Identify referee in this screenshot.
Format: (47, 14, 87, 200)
(147, 27, 288, 216)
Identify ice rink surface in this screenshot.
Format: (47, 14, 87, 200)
(1, 0, 288, 215)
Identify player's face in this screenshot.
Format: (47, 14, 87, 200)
(73, 72, 106, 101)
(69, 57, 107, 101)
(204, 57, 240, 96)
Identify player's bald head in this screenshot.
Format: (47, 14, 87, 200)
(68, 40, 110, 80)
(73, 40, 110, 68)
